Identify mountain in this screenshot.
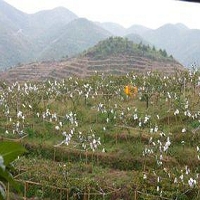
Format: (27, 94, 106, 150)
(0, 1, 80, 69)
(97, 23, 151, 48)
(126, 24, 152, 35)
(0, 0, 28, 30)
(97, 23, 152, 37)
(37, 18, 112, 61)
(0, 0, 32, 67)
(0, 37, 185, 83)
(96, 22, 200, 67)
(0, 0, 113, 69)
(0, 23, 33, 67)
(25, 7, 78, 40)
(97, 22, 127, 36)
(139, 23, 200, 67)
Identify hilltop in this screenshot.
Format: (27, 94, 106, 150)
(0, 37, 185, 83)
(82, 37, 172, 60)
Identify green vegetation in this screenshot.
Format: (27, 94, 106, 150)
(0, 141, 26, 199)
(0, 68, 199, 199)
(83, 37, 173, 61)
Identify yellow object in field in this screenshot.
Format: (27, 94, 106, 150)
(124, 85, 130, 95)
(124, 85, 138, 97)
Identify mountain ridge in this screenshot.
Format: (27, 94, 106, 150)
(0, 0, 200, 69)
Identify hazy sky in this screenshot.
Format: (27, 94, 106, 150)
(4, 0, 200, 29)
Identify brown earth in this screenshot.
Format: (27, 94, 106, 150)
(0, 54, 185, 83)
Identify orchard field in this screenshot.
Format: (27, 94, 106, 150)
(0, 69, 200, 199)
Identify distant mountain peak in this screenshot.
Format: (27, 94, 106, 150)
(52, 6, 71, 10)
(0, 0, 27, 30)
(35, 6, 77, 15)
(0, 0, 24, 13)
(32, 6, 78, 19)
(174, 23, 189, 30)
(157, 23, 189, 31)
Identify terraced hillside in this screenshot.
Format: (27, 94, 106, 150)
(0, 37, 185, 83)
